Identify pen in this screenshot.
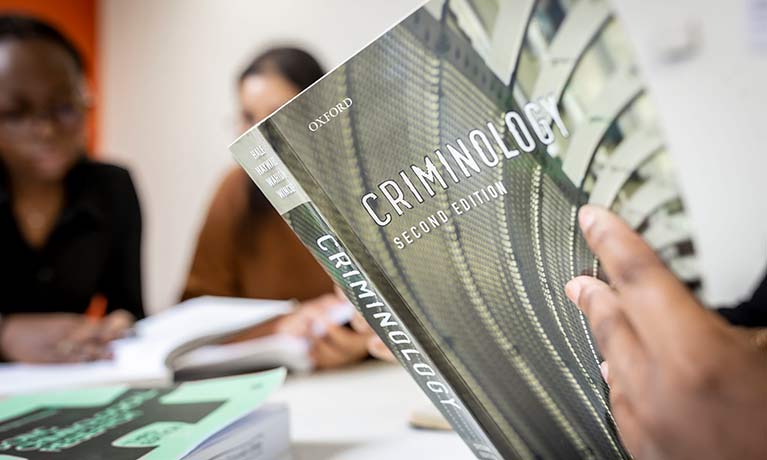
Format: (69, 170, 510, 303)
(85, 294, 107, 321)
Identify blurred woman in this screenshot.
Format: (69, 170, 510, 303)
(0, 16, 142, 363)
(183, 48, 370, 369)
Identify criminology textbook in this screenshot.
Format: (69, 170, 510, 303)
(231, 0, 697, 458)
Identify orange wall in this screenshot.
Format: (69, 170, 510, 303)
(0, 0, 99, 152)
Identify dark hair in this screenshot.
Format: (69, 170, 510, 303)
(0, 15, 85, 73)
(239, 47, 324, 92)
(239, 48, 325, 216)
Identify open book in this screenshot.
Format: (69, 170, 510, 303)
(0, 297, 292, 395)
(173, 300, 355, 377)
(230, 0, 698, 458)
(0, 296, 358, 395)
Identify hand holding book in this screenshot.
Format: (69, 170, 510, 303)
(566, 205, 767, 459)
(229, 0, 721, 455)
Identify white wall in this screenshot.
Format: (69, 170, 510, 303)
(100, 0, 423, 312)
(613, 0, 767, 304)
(102, 0, 767, 313)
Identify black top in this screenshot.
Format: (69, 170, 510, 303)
(717, 273, 767, 328)
(0, 159, 144, 318)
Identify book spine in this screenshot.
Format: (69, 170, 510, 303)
(231, 126, 504, 460)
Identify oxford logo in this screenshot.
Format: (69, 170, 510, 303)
(308, 97, 353, 132)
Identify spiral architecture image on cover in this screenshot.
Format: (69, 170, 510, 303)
(231, 0, 698, 458)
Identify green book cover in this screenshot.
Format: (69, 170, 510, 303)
(0, 369, 285, 460)
(231, 0, 696, 458)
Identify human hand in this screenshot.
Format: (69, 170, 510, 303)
(296, 290, 370, 369)
(0, 310, 133, 363)
(351, 312, 396, 362)
(309, 321, 370, 370)
(225, 293, 348, 343)
(59, 309, 135, 361)
(744, 327, 767, 352)
(275, 293, 343, 338)
(565, 204, 767, 460)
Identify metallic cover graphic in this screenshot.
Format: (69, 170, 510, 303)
(234, 1, 697, 458)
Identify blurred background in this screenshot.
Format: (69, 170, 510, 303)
(0, 0, 423, 313)
(1, 0, 765, 313)
(101, 0, 428, 314)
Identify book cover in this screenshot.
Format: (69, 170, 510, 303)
(231, 1, 696, 458)
(0, 369, 285, 460)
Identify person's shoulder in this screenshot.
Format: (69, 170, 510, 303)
(75, 159, 135, 189)
(213, 166, 250, 205)
(70, 160, 139, 214)
(219, 166, 248, 192)
(195, 166, 253, 230)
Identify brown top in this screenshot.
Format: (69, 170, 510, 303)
(182, 167, 334, 301)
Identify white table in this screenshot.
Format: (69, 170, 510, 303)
(272, 361, 475, 460)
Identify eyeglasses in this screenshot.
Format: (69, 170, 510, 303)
(0, 100, 88, 138)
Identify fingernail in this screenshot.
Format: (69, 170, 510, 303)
(579, 206, 596, 233)
(565, 279, 581, 303)
(600, 361, 609, 382)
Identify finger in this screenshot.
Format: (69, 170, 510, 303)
(310, 338, 348, 369)
(579, 205, 671, 290)
(600, 361, 609, 382)
(274, 313, 314, 338)
(53, 340, 78, 362)
(55, 340, 107, 363)
(76, 342, 110, 362)
(753, 328, 767, 351)
(350, 313, 373, 335)
(566, 276, 646, 395)
(322, 323, 367, 350)
(297, 306, 333, 330)
(578, 205, 701, 326)
(97, 310, 134, 342)
(301, 294, 341, 315)
(368, 336, 396, 362)
(65, 318, 102, 345)
(597, 358, 643, 455)
(608, 384, 644, 458)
